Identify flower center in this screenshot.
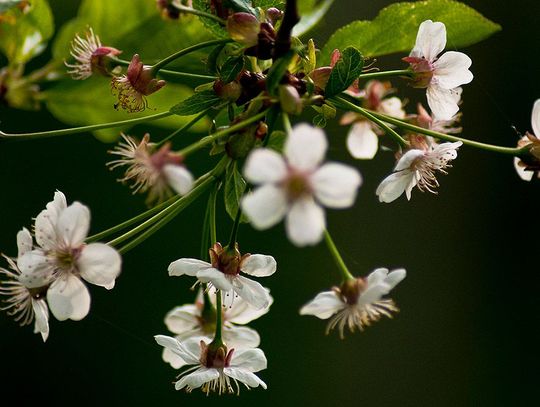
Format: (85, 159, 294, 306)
(284, 172, 311, 201)
(337, 278, 367, 305)
(55, 246, 82, 271)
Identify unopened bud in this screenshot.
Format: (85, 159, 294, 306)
(279, 84, 303, 115)
(266, 7, 283, 24)
(213, 79, 242, 102)
(227, 12, 260, 47)
(309, 67, 332, 90)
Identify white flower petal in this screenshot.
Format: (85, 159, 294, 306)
(223, 325, 261, 348)
(78, 243, 121, 289)
(154, 334, 200, 365)
(285, 123, 328, 171)
(196, 268, 233, 291)
(433, 51, 473, 89)
(312, 163, 362, 208)
(366, 268, 389, 286)
(17, 250, 55, 288)
(17, 228, 33, 258)
(347, 122, 379, 159)
(376, 170, 415, 203)
(241, 184, 287, 230)
(164, 304, 200, 334)
(34, 191, 67, 249)
(47, 274, 91, 321)
(224, 367, 267, 389)
(427, 85, 461, 120)
(410, 20, 446, 62)
(513, 157, 533, 181)
(175, 368, 219, 391)
(299, 291, 344, 319)
(168, 258, 212, 277)
(285, 197, 325, 246)
(31, 298, 49, 342)
(380, 97, 406, 119)
(163, 164, 194, 196)
(162, 346, 188, 370)
(243, 149, 287, 184)
(384, 268, 407, 289)
(240, 254, 276, 277)
(225, 289, 273, 324)
(532, 99, 540, 137)
(232, 276, 271, 310)
(231, 348, 268, 372)
(395, 150, 425, 171)
(358, 283, 391, 305)
(56, 202, 90, 247)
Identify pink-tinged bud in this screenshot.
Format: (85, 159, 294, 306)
(111, 54, 166, 112)
(279, 84, 303, 115)
(266, 7, 283, 24)
(330, 49, 341, 67)
(402, 56, 434, 88)
(308, 67, 332, 90)
(227, 12, 260, 47)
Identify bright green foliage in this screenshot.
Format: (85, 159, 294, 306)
(266, 50, 295, 95)
(0, 0, 54, 64)
(0, 0, 23, 13)
(45, 77, 207, 142)
(192, 0, 228, 38)
(293, 0, 335, 37)
(324, 47, 363, 97)
(320, 0, 501, 64)
(170, 90, 222, 116)
(224, 161, 248, 223)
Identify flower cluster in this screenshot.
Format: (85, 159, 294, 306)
(0, 191, 122, 341)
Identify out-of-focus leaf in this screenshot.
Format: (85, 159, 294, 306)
(220, 55, 245, 83)
(44, 77, 208, 142)
(324, 46, 363, 97)
(192, 0, 228, 38)
(266, 49, 294, 95)
(224, 161, 248, 223)
(0, 0, 23, 13)
(320, 0, 501, 64)
(170, 90, 222, 116)
(266, 130, 286, 152)
(0, 0, 54, 64)
(293, 0, 335, 37)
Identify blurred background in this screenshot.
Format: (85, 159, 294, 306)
(1, 0, 539, 405)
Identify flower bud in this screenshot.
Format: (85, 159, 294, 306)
(213, 79, 242, 102)
(227, 12, 260, 47)
(279, 84, 303, 115)
(266, 7, 283, 24)
(308, 67, 332, 90)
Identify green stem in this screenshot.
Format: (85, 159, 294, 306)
(0, 111, 172, 141)
(213, 288, 223, 345)
(111, 57, 216, 81)
(150, 39, 232, 75)
(156, 108, 214, 147)
(333, 96, 408, 148)
(86, 195, 179, 243)
(208, 183, 218, 244)
(357, 69, 413, 81)
(178, 110, 268, 156)
(282, 112, 293, 134)
(323, 230, 354, 282)
(172, 4, 226, 25)
(365, 108, 528, 156)
(227, 201, 244, 249)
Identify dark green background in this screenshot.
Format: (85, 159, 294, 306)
(1, 1, 539, 405)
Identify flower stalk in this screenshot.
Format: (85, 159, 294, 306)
(323, 230, 354, 282)
(357, 69, 414, 81)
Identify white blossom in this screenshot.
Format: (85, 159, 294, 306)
(242, 124, 362, 246)
(514, 99, 540, 181)
(168, 243, 275, 310)
(155, 335, 267, 394)
(376, 141, 462, 203)
(19, 191, 122, 321)
(300, 268, 406, 338)
(404, 20, 473, 120)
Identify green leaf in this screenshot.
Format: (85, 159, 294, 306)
(224, 161, 248, 223)
(227, 0, 257, 14)
(44, 77, 208, 142)
(0, 0, 23, 13)
(266, 130, 286, 152)
(192, 0, 228, 38)
(266, 49, 295, 95)
(324, 46, 363, 97)
(293, 0, 335, 38)
(0, 0, 54, 64)
(170, 90, 222, 116)
(253, 0, 284, 8)
(321, 0, 501, 64)
(220, 56, 245, 83)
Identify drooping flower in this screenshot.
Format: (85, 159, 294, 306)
(514, 99, 540, 181)
(403, 20, 473, 120)
(300, 268, 406, 338)
(168, 243, 275, 310)
(162, 288, 272, 369)
(19, 191, 122, 321)
(107, 133, 194, 204)
(111, 54, 166, 112)
(376, 141, 462, 203)
(340, 80, 406, 159)
(65, 27, 121, 80)
(242, 124, 362, 246)
(155, 335, 268, 394)
(413, 101, 462, 135)
(0, 228, 52, 341)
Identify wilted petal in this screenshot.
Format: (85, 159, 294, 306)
(285, 124, 328, 171)
(513, 157, 533, 181)
(433, 51, 473, 89)
(299, 291, 344, 319)
(312, 163, 362, 208)
(232, 276, 271, 309)
(47, 274, 91, 321)
(410, 20, 446, 62)
(244, 149, 287, 184)
(78, 243, 121, 289)
(241, 184, 287, 230)
(56, 202, 90, 247)
(285, 197, 325, 246)
(31, 298, 49, 342)
(346, 122, 379, 159)
(163, 164, 194, 196)
(168, 258, 213, 277)
(240, 254, 276, 277)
